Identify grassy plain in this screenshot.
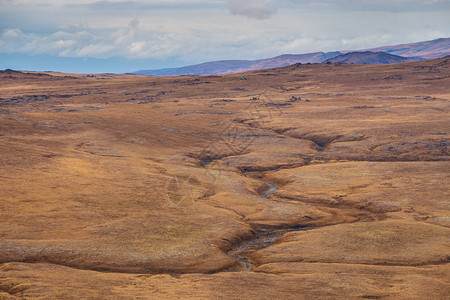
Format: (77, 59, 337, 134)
(0, 58, 449, 299)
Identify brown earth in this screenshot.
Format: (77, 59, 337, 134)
(0, 58, 449, 299)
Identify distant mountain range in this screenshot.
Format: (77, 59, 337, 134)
(132, 37, 450, 76)
(133, 52, 341, 76)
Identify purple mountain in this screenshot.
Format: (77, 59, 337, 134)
(133, 37, 449, 76)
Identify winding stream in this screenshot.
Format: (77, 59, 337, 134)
(261, 182, 279, 198)
(228, 173, 309, 272)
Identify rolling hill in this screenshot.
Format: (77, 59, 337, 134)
(324, 51, 420, 64)
(1, 56, 449, 299)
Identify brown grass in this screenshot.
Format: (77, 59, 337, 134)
(0, 58, 449, 298)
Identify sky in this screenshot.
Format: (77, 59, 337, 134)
(0, 0, 449, 73)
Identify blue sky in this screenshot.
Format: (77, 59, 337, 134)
(1, 0, 449, 73)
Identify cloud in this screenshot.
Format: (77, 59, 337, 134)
(0, 24, 140, 58)
(277, 0, 450, 12)
(227, 0, 277, 19)
(0, 0, 449, 72)
(128, 18, 139, 28)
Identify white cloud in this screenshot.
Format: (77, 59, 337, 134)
(128, 41, 146, 55)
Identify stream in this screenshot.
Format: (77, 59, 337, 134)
(228, 172, 309, 272)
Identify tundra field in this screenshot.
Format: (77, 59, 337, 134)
(0, 57, 449, 299)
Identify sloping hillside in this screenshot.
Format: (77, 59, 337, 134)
(365, 37, 450, 59)
(324, 51, 419, 64)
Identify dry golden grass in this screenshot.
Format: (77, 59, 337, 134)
(0, 58, 449, 298)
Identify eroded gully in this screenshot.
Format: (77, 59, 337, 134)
(227, 171, 311, 272)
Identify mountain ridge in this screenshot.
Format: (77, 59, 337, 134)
(324, 51, 422, 64)
(361, 37, 450, 59)
(133, 37, 449, 76)
(133, 51, 342, 76)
